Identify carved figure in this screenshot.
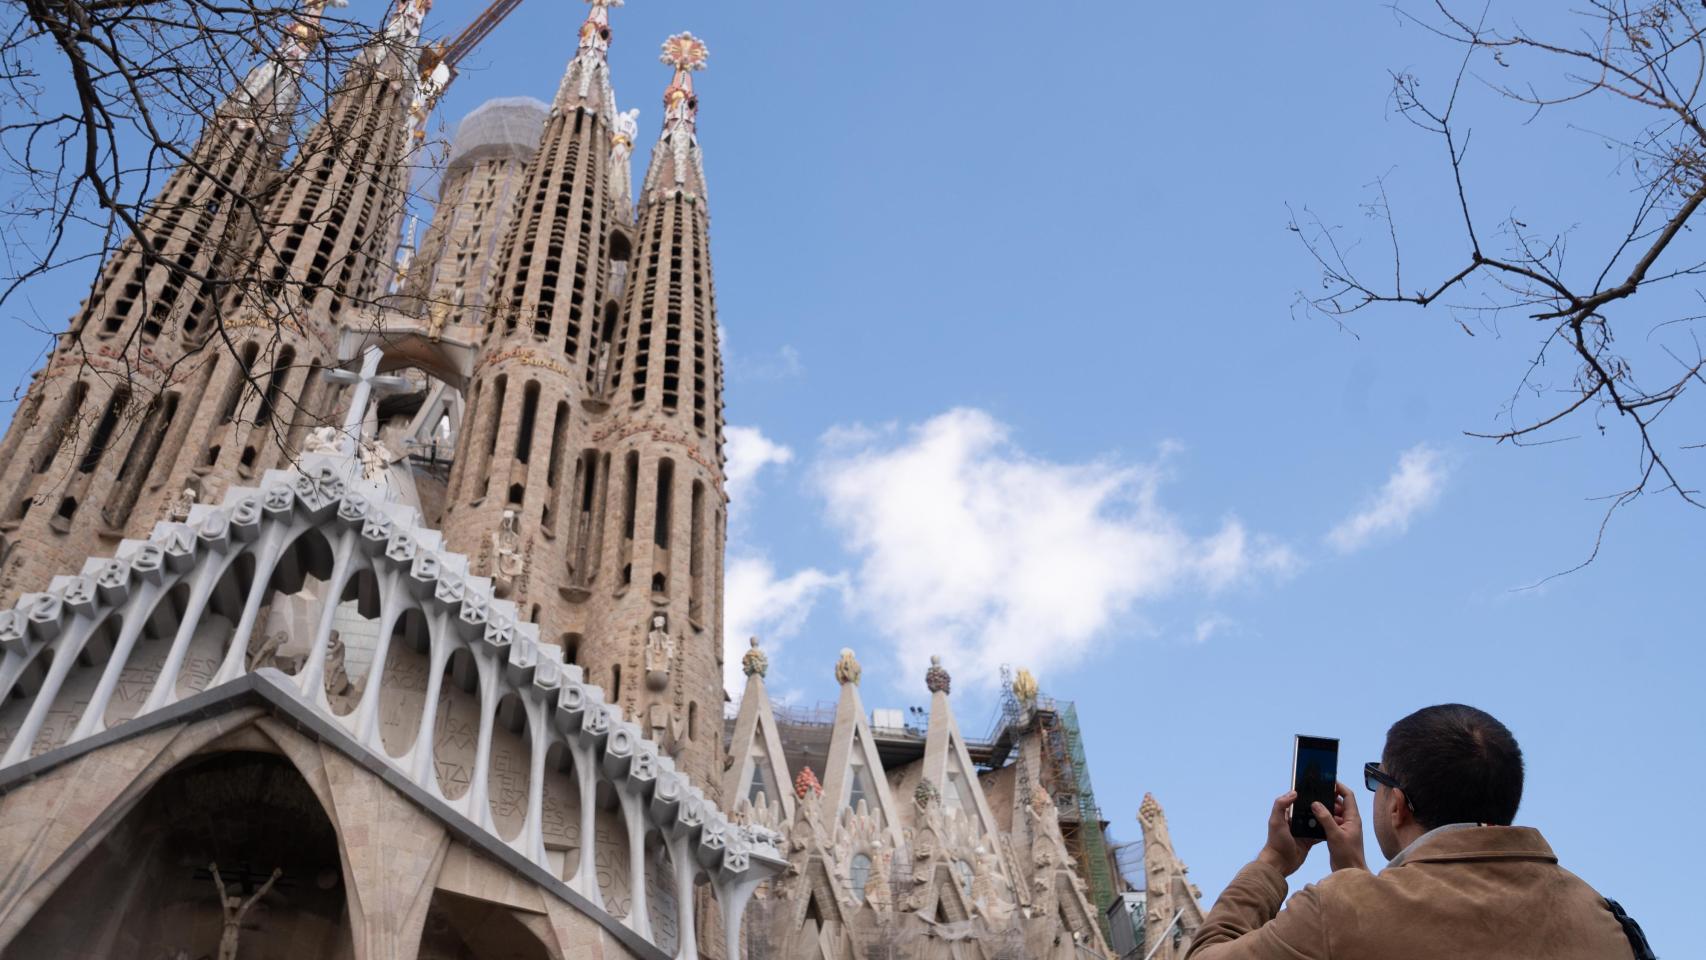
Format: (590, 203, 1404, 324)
(914, 779, 938, 810)
(359, 439, 396, 482)
(303, 425, 342, 456)
(209, 863, 281, 960)
(644, 613, 673, 691)
(492, 509, 526, 581)
(169, 487, 198, 523)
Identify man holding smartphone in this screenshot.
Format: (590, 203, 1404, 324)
(1183, 704, 1643, 959)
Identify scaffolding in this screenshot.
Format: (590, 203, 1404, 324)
(1027, 685, 1117, 947)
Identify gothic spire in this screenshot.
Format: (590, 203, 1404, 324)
(552, 0, 623, 115)
(231, 0, 348, 126)
(641, 32, 710, 205)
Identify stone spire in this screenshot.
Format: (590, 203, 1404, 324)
(1137, 793, 1206, 960)
(551, 0, 623, 117)
(546, 30, 728, 802)
(438, 0, 632, 648)
(640, 32, 710, 204)
(0, 0, 351, 604)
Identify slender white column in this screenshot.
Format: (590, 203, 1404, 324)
(71, 579, 166, 741)
(464, 644, 500, 828)
(0, 614, 100, 765)
(619, 788, 652, 940)
(350, 565, 408, 747)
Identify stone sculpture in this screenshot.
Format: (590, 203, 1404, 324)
(833, 648, 860, 686)
(644, 612, 673, 691)
(209, 863, 281, 960)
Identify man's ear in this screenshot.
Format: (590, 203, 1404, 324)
(1389, 788, 1413, 830)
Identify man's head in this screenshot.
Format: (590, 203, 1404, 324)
(1372, 704, 1525, 859)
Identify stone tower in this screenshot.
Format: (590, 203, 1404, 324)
(152, 0, 438, 516)
(583, 30, 726, 797)
(399, 97, 548, 328)
(435, 6, 727, 797)
(441, 0, 625, 626)
(0, 0, 341, 604)
(1137, 792, 1206, 959)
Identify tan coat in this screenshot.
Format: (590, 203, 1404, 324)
(1185, 826, 1633, 960)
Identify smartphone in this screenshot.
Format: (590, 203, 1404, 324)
(1290, 734, 1339, 840)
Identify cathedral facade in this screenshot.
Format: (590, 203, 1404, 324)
(0, 2, 1198, 958)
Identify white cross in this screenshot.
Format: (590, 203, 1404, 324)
(323, 346, 411, 455)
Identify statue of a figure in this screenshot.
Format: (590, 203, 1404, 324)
(303, 425, 342, 456)
(359, 439, 396, 483)
(169, 487, 198, 523)
(210, 863, 281, 960)
(644, 613, 673, 691)
(325, 634, 351, 698)
(492, 509, 525, 581)
(247, 631, 285, 672)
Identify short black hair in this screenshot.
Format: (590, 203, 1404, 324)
(1382, 704, 1524, 829)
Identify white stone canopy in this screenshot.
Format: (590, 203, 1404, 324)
(0, 450, 783, 960)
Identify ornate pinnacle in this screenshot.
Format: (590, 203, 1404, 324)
(794, 766, 822, 799)
(578, 0, 621, 57)
(659, 32, 708, 127)
(1011, 667, 1038, 706)
(924, 655, 951, 695)
(741, 636, 768, 678)
(833, 648, 861, 686)
(914, 779, 939, 808)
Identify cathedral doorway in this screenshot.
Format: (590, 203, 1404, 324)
(416, 889, 552, 960)
(11, 750, 353, 960)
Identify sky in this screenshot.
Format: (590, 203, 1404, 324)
(2, 0, 1699, 950)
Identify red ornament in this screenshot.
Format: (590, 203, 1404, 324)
(794, 766, 822, 799)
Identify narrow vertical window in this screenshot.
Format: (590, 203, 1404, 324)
(515, 380, 540, 463)
(621, 451, 639, 540)
(78, 388, 129, 473)
(35, 381, 88, 474)
(653, 459, 674, 550)
(689, 480, 705, 620)
(253, 346, 295, 428)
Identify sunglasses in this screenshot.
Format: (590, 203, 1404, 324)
(1364, 761, 1416, 809)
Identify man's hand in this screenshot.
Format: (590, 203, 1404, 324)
(1312, 781, 1368, 873)
(1255, 790, 1318, 876)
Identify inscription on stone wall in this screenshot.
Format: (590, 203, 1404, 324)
(431, 664, 480, 801)
(486, 704, 529, 841)
(378, 638, 430, 759)
(594, 810, 630, 920)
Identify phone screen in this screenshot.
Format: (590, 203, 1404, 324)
(1290, 735, 1339, 839)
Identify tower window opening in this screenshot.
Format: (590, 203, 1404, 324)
(515, 381, 540, 464)
(508, 483, 524, 505)
(77, 388, 130, 474)
(610, 663, 622, 700)
(653, 459, 674, 549)
(253, 346, 295, 428)
(36, 381, 88, 475)
(621, 451, 639, 540)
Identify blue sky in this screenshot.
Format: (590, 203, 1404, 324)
(3, 0, 1698, 950)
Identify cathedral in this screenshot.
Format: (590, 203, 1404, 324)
(0, 2, 1201, 957)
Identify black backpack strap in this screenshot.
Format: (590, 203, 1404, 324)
(1605, 898, 1656, 960)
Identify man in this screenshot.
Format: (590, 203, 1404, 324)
(1185, 704, 1638, 959)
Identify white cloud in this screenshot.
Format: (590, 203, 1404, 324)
(816, 408, 1292, 688)
(724, 425, 794, 506)
(1193, 614, 1235, 645)
(722, 555, 844, 694)
(1327, 444, 1449, 553)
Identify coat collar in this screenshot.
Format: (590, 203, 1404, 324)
(1392, 825, 1557, 867)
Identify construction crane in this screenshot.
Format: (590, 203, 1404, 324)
(418, 0, 527, 87)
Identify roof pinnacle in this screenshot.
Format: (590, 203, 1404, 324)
(659, 31, 708, 129)
(578, 0, 622, 58)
